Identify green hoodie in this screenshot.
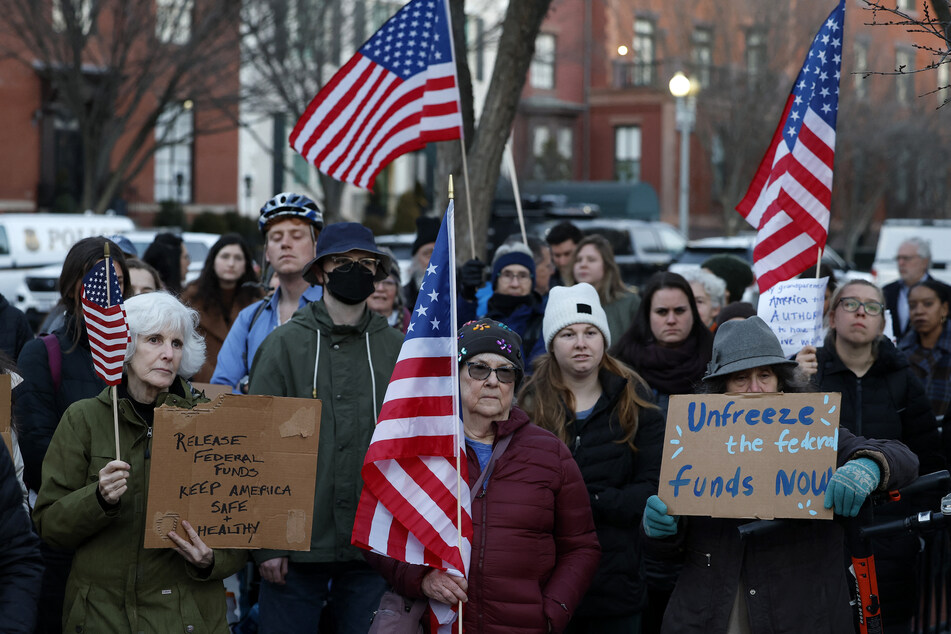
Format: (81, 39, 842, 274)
(249, 300, 403, 564)
(33, 378, 247, 633)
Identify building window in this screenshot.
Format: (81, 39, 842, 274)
(156, 0, 193, 45)
(691, 27, 713, 88)
(52, 0, 94, 35)
(896, 0, 916, 11)
(466, 15, 485, 82)
(631, 18, 656, 86)
(531, 33, 556, 90)
(896, 47, 915, 105)
(746, 29, 766, 76)
(154, 103, 194, 204)
(614, 126, 641, 182)
(532, 125, 572, 180)
(853, 40, 869, 101)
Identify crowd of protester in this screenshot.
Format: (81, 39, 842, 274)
(2, 196, 951, 634)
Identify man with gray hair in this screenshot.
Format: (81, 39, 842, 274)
(883, 237, 951, 338)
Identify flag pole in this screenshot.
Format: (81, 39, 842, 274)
(504, 141, 528, 246)
(447, 177, 464, 633)
(442, 0, 475, 261)
(815, 246, 822, 279)
(104, 242, 121, 462)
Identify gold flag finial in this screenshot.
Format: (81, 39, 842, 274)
(449, 174, 454, 200)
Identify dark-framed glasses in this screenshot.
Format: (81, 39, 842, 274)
(330, 255, 380, 274)
(465, 361, 518, 384)
(836, 297, 884, 316)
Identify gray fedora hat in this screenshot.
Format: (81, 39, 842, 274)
(702, 316, 797, 380)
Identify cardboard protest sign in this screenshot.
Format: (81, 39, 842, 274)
(145, 393, 320, 549)
(191, 382, 233, 401)
(0, 375, 11, 457)
(758, 277, 828, 357)
(659, 392, 841, 520)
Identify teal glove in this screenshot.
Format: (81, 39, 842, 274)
(824, 457, 881, 517)
(643, 495, 679, 538)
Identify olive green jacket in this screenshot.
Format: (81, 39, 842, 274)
(604, 291, 641, 344)
(33, 378, 247, 634)
(249, 300, 403, 565)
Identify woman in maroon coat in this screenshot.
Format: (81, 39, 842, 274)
(368, 318, 601, 633)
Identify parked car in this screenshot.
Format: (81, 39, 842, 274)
(374, 232, 415, 286)
(871, 218, 951, 286)
(670, 234, 870, 284)
(535, 218, 686, 287)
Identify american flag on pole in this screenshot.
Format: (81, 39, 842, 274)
(290, 0, 462, 190)
(352, 202, 468, 632)
(81, 256, 129, 385)
(736, 0, 844, 293)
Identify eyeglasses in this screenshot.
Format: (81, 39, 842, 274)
(330, 255, 380, 274)
(465, 362, 518, 384)
(375, 278, 398, 288)
(499, 271, 531, 282)
(836, 297, 884, 316)
(896, 254, 921, 262)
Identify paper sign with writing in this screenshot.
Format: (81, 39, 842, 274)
(758, 277, 828, 357)
(145, 393, 320, 549)
(659, 392, 841, 520)
(0, 375, 11, 457)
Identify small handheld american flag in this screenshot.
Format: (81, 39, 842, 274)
(81, 250, 130, 386)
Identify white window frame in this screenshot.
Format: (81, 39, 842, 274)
(530, 33, 556, 90)
(156, 0, 193, 45)
(154, 103, 194, 204)
(614, 126, 641, 182)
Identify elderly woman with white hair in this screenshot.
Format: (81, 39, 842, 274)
(680, 268, 726, 330)
(33, 291, 247, 633)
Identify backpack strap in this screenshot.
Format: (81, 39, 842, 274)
(41, 334, 62, 393)
(470, 433, 513, 495)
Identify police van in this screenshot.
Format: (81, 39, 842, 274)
(0, 212, 135, 321)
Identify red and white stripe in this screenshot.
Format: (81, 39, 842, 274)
(81, 292, 129, 385)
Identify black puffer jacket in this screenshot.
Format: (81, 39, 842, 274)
(0, 293, 32, 361)
(14, 314, 104, 492)
(813, 337, 944, 475)
(0, 436, 43, 632)
(566, 370, 664, 617)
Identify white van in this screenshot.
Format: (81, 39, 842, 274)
(872, 219, 951, 286)
(0, 212, 135, 321)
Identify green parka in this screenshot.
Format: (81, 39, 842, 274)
(33, 378, 247, 634)
(248, 300, 402, 565)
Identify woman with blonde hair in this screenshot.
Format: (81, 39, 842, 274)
(568, 234, 640, 342)
(520, 283, 663, 633)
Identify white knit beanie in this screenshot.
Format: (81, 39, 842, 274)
(542, 283, 611, 351)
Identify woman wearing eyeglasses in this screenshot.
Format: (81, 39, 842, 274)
(519, 284, 663, 634)
(368, 318, 601, 633)
(795, 278, 943, 631)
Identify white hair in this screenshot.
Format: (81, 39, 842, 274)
(901, 237, 931, 262)
(492, 241, 533, 266)
(681, 268, 727, 309)
(123, 291, 205, 378)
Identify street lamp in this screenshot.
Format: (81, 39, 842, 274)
(668, 71, 696, 239)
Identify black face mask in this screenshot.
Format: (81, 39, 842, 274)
(325, 266, 377, 305)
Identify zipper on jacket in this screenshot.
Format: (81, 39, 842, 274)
(855, 378, 863, 437)
(145, 426, 153, 459)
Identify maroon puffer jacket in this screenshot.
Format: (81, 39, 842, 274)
(368, 406, 601, 633)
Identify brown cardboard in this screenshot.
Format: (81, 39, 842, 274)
(145, 393, 320, 549)
(191, 382, 234, 402)
(0, 375, 11, 456)
(659, 392, 841, 520)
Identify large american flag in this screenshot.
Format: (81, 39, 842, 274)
(290, 0, 462, 190)
(81, 256, 130, 385)
(352, 202, 468, 631)
(736, 0, 844, 293)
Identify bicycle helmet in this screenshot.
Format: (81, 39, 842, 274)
(258, 192, 324, 235)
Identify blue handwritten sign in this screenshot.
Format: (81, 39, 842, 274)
(758, 277, 828, 357)
(659, 392, 841, 520)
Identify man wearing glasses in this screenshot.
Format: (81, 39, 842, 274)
(248, 222, 403, 633)
(883, 237, 951, 338)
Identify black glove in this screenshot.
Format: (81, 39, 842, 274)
(460, 259, 486, 301)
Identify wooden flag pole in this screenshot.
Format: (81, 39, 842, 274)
(104, 242, 121, 462)
(504, 141, 528, 246)
(815, 246, 823, 279)
(448, 178, 464, 633)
